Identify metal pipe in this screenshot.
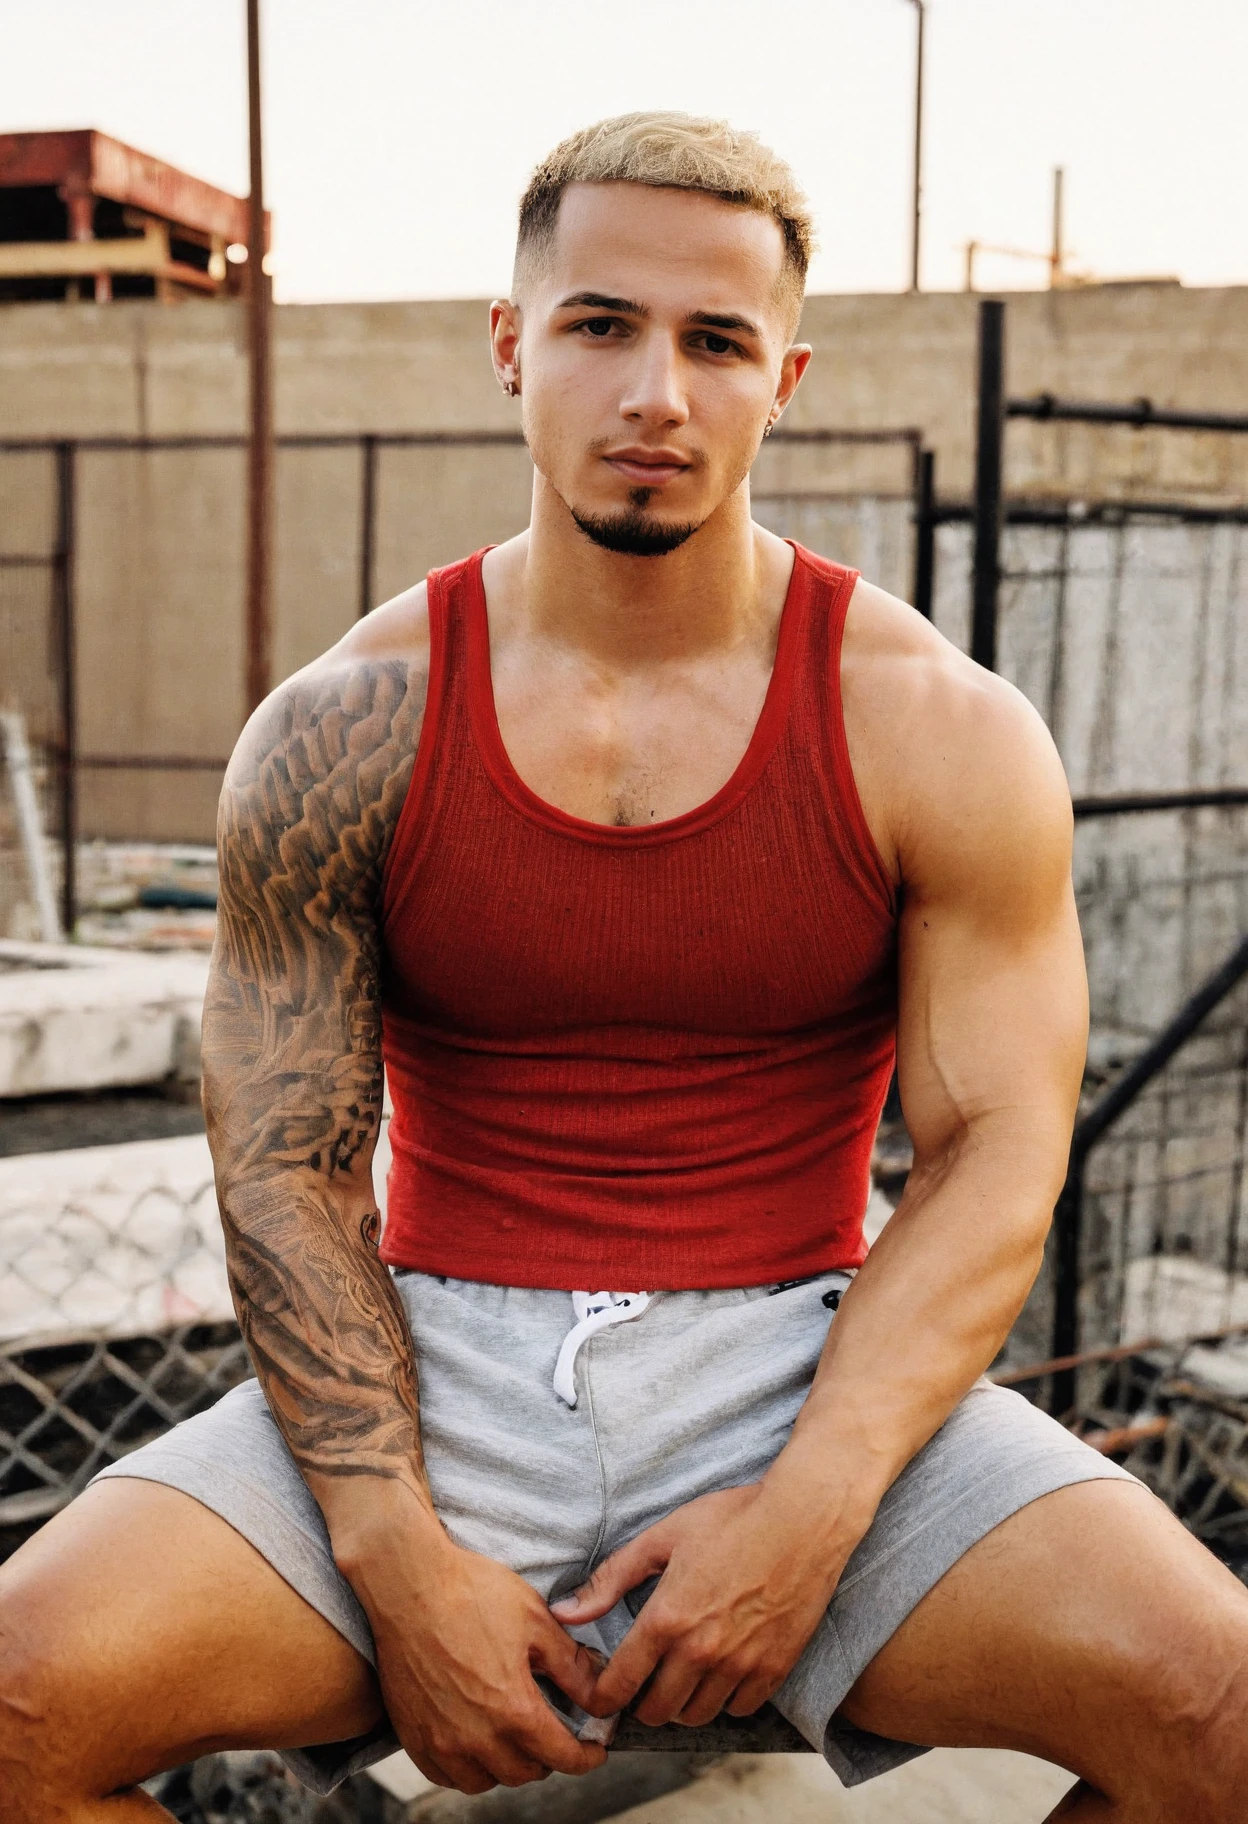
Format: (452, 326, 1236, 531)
(971, 299, 1005, 670)
(1049, 930, 1248, 1407)
(1073, 787, 1248, 818)
(1050, 167, 1064, 288)
(53, 442, 76, 939)
(73, 754, 231, 772)
(0, 711, 62, 944)
(907, 0, 925, 292)
(1008, 394, 1248, 434)
(358, 434, 378, 620)
(245, 0, 273, 714)
(911, 447, 935, 619)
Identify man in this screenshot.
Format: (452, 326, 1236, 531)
(3, 113, 1247, 1823)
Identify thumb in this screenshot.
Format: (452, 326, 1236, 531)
(532, 1617, 604, 1710)
(550, 1524, 673, 1623)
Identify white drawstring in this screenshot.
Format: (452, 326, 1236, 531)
(552, 1291, 651, 1407)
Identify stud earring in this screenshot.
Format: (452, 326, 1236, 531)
(503, 378, 519, 398)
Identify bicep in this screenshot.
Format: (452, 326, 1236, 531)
(894, 704, 1087, 1167)
(203, 813, 385, 1198)
(200, 659, 418, 1196)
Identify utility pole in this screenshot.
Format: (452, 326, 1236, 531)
(907, 0, 926, 291)
(245, 0, 273, 714)
(1050, 165, 1065, 288)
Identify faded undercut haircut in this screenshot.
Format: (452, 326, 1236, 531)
(514, 112, 815, 325)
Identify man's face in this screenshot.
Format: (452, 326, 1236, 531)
(496, 184, 808, 557)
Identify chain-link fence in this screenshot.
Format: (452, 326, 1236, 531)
(0, 1133, 248, 1551)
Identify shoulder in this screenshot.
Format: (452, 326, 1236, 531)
(842, 578, 1072, 905)
(219, 579, 431, 886)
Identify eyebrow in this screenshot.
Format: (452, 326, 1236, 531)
(555, 292, 650, 316)
(686, 310, 762, 338)
(553, 293, 763, 340)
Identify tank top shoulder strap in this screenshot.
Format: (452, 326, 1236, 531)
(785, 542, 895, 915)
(381, 549, 483, 911)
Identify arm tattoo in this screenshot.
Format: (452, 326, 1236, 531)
(202, 657, 429, 1488)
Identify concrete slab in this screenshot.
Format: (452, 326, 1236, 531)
(0, 1115, 392, 1343)
(611, 1749, 1076, 1823)
(0, 939, 208, 1097)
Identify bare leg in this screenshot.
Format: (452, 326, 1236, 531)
(840, 1480, 1248, 1823)
(0, 1479, 383, 1823)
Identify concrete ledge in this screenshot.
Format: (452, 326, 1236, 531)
(0, 940, 209, 1097)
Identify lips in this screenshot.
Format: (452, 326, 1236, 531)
(603, 449, 690, 486)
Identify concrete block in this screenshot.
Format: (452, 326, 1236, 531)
(0, 939, 208, 1096)
(0, 1113, 392, 1344)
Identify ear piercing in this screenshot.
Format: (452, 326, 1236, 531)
(503, 378, 519, 397)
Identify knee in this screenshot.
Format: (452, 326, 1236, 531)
(0, 1620, 85, 1821)
(1134, 1629, 1248, 1822)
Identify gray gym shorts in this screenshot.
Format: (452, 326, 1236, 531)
(94, 1270, 1136, 1793)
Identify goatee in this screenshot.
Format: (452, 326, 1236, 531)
(571, 487, 702, 558)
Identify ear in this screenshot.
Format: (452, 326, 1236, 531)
(490, 299, 522, 393)
(770, 342, 812, 429)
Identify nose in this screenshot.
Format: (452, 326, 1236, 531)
(617, 329, 690, 432)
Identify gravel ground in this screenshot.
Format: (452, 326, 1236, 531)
(0, 1083, 205, 1155)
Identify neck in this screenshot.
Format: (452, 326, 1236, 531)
(495, 471, 781, 669)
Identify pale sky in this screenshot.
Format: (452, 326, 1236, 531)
(3, 0, 1246, 304)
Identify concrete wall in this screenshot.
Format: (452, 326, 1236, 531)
(3, 284, 1247, 485)
(2, 283, 1247, 846)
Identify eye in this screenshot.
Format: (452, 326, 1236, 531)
(703, 333, 734, 355)
(583, 317, 617, 337)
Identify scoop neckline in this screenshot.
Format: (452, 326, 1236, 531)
(463, 544, 809, 846)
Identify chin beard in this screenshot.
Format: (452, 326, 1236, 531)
(571, 488, 702, 558)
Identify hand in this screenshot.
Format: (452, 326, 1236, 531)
(551, 1482, 847, 1729)
(348, 1527, 608, 1794)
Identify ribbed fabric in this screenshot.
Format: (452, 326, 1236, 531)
(379, 544, 897, 1289)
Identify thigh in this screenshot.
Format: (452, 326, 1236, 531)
(0, 1477, 382, 1794)
(841, 1479, 1248, 1798)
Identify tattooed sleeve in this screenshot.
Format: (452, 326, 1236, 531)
(202, 655, 428, 1490)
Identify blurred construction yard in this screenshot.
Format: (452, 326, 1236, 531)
(4, 141, 1248, 1820)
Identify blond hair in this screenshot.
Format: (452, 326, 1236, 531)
(515, 112, 814, 308)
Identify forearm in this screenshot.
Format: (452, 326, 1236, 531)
(764, 1115, 1060, 1533)
(220, 1166, 442, 1557)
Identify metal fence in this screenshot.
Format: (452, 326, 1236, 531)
(0, 1132, 247, 1548)
(0, 426, 931, 938)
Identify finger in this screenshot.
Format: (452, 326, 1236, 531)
(512, 1699, 610, 1778)
(433, 1754, 498, 1796)
(677, 1670, 740, 1729)
(478, 1745, 551, 1789)
(533, 1621, 603, 1711)
(586, 1615, 667, 1714)
(406, 1751, 456, 1789)
(632, 1651, 704, 1727)
(550, 1525, 673, 1622)
(725, 1670, 780, 1717)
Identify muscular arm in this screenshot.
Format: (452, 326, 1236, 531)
(203, 652, 429, 1516)
(775, 651, 1086, 1509)
(203, 618, 603, 1792)
(567, 611, 1087, 1726)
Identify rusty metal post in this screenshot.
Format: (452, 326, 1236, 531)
(971, 299, 1005, 671)
(911, 446, 935, 620)
(52, 443, 77, 938)
(245, 0, 273, 713)
(1050, 167, 1065, 288)
(357, 435, 378, 619)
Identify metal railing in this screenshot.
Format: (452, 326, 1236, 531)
(1047, 933, 1248, 1413)
(0, 425, 934, 937)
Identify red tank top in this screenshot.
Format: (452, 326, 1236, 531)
(379, 544, 897, 1290)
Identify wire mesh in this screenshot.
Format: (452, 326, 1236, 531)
(0, 1137, 246, 1549)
